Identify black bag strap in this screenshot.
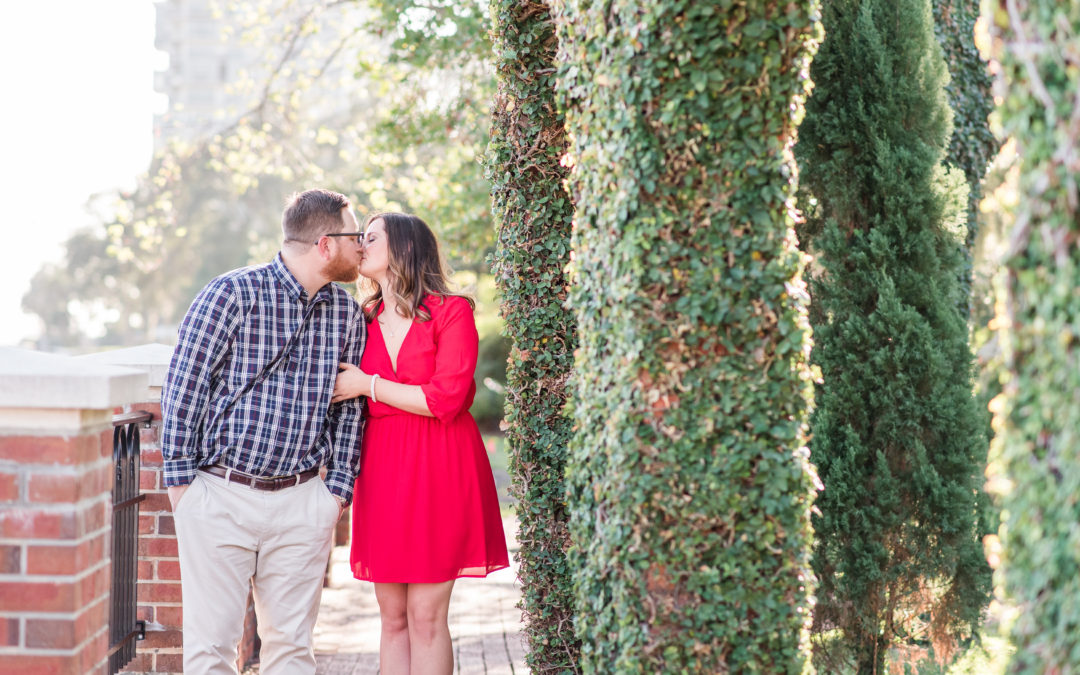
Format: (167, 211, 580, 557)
(220, 304, 316, 415)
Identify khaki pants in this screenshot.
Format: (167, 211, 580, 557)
(173, 470, 341, 675)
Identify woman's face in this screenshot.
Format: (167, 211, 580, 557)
(359, 218, 389, 281)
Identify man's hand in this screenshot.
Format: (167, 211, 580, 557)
(167, 485, 190, 511)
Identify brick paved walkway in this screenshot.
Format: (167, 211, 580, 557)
(311, 516, 526, 674)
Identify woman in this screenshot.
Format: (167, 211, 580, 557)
(332, 212, 509, 674)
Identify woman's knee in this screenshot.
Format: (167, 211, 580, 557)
(406, 611, 444, 644)
(375, 584, 410, 633)
(406, 588, 452, 642)
(380, 605, 409, 634)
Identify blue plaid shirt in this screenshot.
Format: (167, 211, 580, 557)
(161, 254, 366, 502)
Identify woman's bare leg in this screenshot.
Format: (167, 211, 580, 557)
(405, 580, 455, 675)
(374, 582, 410, 675)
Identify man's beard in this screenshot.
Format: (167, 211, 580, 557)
(324, 253, 360, 283)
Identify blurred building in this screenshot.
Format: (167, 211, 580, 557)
(152, 0, 263, 150)
(152, 0, 362, 151)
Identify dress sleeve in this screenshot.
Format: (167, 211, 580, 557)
(420, 297, 479, 422)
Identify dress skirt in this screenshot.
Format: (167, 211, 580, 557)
(350, 413, 509, 582)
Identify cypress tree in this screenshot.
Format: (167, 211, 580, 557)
(553, 1, 821, 671)
(982, 4, 1080, 672)
(487, 0, 581, 670)
(798, 0, 989, 672)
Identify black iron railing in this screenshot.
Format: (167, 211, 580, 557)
(108, 411, 150, 673)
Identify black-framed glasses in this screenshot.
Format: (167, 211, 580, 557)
(321, 232, 363, 245)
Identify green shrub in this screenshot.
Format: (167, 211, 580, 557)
(470, 332, 511, 430)
(931, 0, 1000, 546)
(553, 1, 821, 671)
(933, 0, 996, 260)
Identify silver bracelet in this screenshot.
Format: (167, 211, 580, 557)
(370, 373, 380, 403)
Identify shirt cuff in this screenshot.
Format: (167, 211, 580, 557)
(323, 469, 355, 505)
(163, 456, 199, 487)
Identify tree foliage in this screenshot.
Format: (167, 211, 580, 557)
(344, 0, 496, 259)
(24, 152, 288, 347)
(798, 1, 990, 672)
(487, 0, 580, 670)
(982, 2, 1080, 672)
(553, 0, 821, 670)
(25, 0, 497, 347)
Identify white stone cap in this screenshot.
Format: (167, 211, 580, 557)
(76, 343, 174, 388)
(0, 347, 148, 409)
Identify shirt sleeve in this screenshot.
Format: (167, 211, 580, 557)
(420, 297, 479, 423)
(323, 303, 367, 502)
(160, 278, 241, 487)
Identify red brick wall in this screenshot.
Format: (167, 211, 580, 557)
(0, 426, 114, 674)
(122, 401, 259, 674)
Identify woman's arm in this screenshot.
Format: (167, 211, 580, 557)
(332, 362, 433, 416)
(418, 297, 479, 422)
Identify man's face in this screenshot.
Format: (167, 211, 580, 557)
(324, 209, 363, 283)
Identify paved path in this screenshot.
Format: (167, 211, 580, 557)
(312, 516, 526, 674)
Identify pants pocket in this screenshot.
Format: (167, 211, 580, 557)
(171, 474, 203, 516)
(315, 478, 342, 527)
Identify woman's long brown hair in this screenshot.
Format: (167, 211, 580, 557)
(360, 212, 474, 322)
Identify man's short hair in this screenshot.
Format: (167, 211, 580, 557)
(282, 189, 351, 243)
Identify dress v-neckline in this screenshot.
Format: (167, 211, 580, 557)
(378, 305, 411, 374)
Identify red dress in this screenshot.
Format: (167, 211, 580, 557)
(350, 294, 509, 582)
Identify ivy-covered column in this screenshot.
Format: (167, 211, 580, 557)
(487, 0, 580, 671)
(983, 3, 1080, 672)
(553, 1, 821, 671)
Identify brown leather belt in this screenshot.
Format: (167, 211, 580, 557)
(198, 464, 319, 492)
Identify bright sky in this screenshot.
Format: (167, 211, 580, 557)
(0, 1, 161, 348)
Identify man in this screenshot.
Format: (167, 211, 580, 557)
(161, 188, 366, 674)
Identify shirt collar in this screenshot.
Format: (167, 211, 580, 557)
(270, 253, 336, 305)
(270, 253, 308, 302)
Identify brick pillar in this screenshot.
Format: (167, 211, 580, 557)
(0, 348, 147, 674)
(80, 344, 259, 674)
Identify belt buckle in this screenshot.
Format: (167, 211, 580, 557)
(266, 473, 300, 491)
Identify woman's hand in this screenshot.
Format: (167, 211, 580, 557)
(332, 362, 371, 403)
